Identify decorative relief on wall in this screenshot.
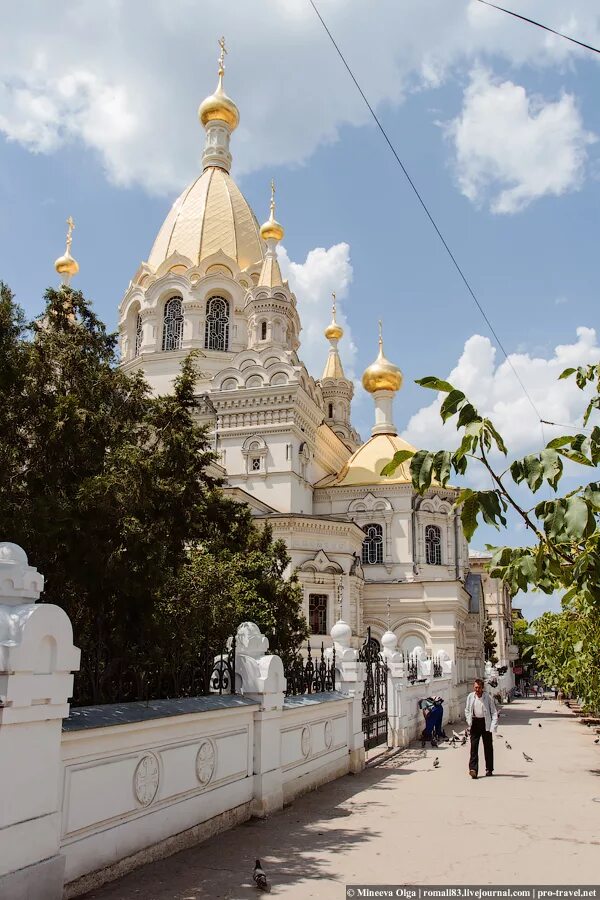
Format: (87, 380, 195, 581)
(324, 720, 333, 750)
(195, 739, 216, 786)
(301, 725, 311, 758)
(133, 753, 160, 807)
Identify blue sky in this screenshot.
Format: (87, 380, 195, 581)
(1, 0, 599, 620)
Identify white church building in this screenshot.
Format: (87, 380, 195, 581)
(117, 54, 485, 692)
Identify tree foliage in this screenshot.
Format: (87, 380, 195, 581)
(0, 284, 307, 703)
(381, 362, 600, 711)
(483, 618, 498, 664)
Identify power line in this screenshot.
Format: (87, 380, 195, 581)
(475, 0, 600, 56)
(308, 0, 545, 440)
(540, 419, 593, 435)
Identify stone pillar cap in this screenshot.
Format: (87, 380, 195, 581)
(0, 543, 44, 605)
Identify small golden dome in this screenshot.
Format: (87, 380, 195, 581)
(198, 74, 240, 131)
(260, 178, 284, 242)
(362, 326, 403, 393)
(260, 214, 284, 242)
(325, 319, 344, 341)
(54, 251, 79, 278)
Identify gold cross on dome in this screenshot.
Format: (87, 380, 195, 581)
(218, 36, 227, 75)
(331, 291, 337, 318)
(270, 178, 276, 214)
(386, 598, 391, 630)
(378, 319, 383, 349)
(66, 216, 75, 250)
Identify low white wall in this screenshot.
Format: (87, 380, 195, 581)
(390, 677, 458, 747)
(59, 688, 363, 897)
(60, 697, 257, 896)
(281, 694, 354, 803)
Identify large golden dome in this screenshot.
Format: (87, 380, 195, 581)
(147, 166, 265, 272)
(319, 433, 416, 487)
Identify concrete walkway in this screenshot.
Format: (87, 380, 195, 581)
(84, 699, 600, 898)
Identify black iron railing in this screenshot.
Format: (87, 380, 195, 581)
(433, 658, 443, 678)
(74, 636, 237, 707)
(284, 641, 336, 696)
(406, 655, 418, 683)
(358, 627, 389, 750)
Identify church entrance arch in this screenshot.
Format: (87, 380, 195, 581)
(358, 627, 389, 750)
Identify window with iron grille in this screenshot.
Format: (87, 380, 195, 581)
(134, 313, 142, 357)
(162, 297, 184, 351)
(205, 296, 229, 351)
(425, 524, 442, 565)
(362, 523, 383, 564)
(309, 594, 328, 634)
(251, 457, 261, 471)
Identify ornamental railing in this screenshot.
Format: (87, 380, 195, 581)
(284, 641, 336, 696)
(74, 636, 237, 707)
(433, 658, 443, 678)
(406, 655, 418, 683)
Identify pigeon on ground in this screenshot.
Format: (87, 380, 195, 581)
(536, 705, 542, 709)
(538, 724, 542, 728)
(523, 752, 533, 762)
(594, 738, 599, 744)
(253, 859, 269, 892)
(453, 730, 465, 740)
(505, 741, 512, 750)
(433, 757, 440, 768)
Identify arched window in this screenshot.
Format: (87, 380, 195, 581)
(162, 296, 183, 351)
(205, 296, 229, 351)
(362, 524, 383, 565)
(309, 594, 328, 635)
(261, 321, 267, 341)
(134, 313, 142, 357)
(328, 403, 333, 419)
(425, 524, 442, 565)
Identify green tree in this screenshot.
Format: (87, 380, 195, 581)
(381, 364, 600, 711)
(512, 617, 536, 669)
(0, 285, 307, 703)
(483, 617, 498, 664)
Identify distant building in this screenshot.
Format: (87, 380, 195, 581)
(469, 551, 519, 691)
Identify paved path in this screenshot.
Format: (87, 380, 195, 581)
(84, 699, 600, 899)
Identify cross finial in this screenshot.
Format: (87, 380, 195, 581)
(218, 36, 227, 76)
(378, 319, 383, 350)
(331, 291, 337, 320)
(66, 216, 75, 251)
(270, 178, 276, 216)
(337, 578, 343, 617)
(386, 598, 391, 630)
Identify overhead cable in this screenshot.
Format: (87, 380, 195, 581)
(308, 0, 545, 440)
(476, 0, 600, 56)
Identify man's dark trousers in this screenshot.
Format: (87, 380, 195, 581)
(469, 717, 493, 774)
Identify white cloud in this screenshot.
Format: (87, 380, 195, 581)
(447, 69, 595, 213)
(402, 326, 600, 455)
(279, 241, 357, 382)
(1, 1, 599, 194)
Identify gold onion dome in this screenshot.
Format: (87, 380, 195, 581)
(260, 179, 284, 242)
(54, 251, 79, 278)
(324, 292, 343, 340)
(54, 216, 79, 278)
(362, 323, 403, 393)
(198, 38, 239, 131)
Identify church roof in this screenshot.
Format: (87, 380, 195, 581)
(318, 432, 416, 488)
(321, 347, 346, 380)
(147, 167, 265, 272)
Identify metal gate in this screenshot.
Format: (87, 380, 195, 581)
(358, 627, 389, 750)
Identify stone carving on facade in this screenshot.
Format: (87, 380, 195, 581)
(324, 720, 333, 749)
(195, 739, 216, 786)
(134, 753, 160, 806)
(301, 725, 311, 758)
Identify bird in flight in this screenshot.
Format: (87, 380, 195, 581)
(505, 741, 512, 750)
(433, 757, 440, 768)
(253, 859, 269, 892)
(523, 752, 533, 762)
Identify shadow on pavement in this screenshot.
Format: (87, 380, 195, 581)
(82, 763, 413, 900)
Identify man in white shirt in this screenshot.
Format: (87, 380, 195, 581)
(465, 678, 498, 779)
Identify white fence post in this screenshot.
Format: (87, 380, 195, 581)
(380, 630, 408, 747)
(233, 622, 286, 818)
(0, 543, 80, 900)
(328, 620, 365, 772)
